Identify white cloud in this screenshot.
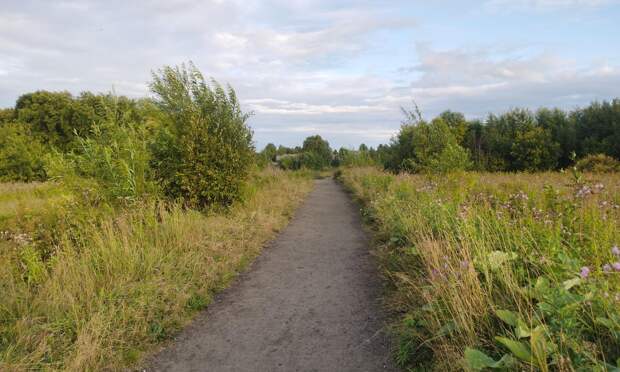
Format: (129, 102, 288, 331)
(485, 0, 618, 11)
(394, 45, 620, 118)
(0, 1, 617, 149)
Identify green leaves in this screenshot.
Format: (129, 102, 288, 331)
(150, 62, 255, 208)
(495, 337, 532, 362)
(562, 277, 581, 290)
(495, 309, 518, 326)
(464, 348, 513, 370)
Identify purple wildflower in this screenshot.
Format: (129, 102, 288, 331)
(612, 245, 620, 257)
(580, 266, 590, 279)
(603, 264, 613, 273)
(612, 262, 620, 272)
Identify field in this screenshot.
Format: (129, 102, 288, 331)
(0, 168, 313, 371)
(340, 167, 620, 371)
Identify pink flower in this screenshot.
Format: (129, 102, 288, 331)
(612, 262, 620, 272)
(580, 266, 590, 278)
(612, 245, 620, 257)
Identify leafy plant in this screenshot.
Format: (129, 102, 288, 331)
(149, 62, 255, 208)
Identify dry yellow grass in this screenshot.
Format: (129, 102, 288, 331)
(0, 168, 313, 371)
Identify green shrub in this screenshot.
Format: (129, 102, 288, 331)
(301, 135, 332, 169)
(0, 123, 47, 182)
(46, 98, 156, 201)
(576, 154, 620, 173)
(149, 62, 254, 208)
(278, 154, 302, 170)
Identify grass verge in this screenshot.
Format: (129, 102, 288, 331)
(339, 167, 620, 371)
(0, 168, 313, 371)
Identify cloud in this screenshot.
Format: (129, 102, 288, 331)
(0, 1, 617, 149)
(394, 44, 620, 118)
(485, 0, 619, 11)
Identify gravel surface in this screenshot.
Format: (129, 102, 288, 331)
(144, 178, 396, 372)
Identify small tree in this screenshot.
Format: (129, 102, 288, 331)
(0, 123, 47, 182)
(301, 135, 332, 169)
(149, 62, 254, 208)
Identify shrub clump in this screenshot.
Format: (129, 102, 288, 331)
(0, 123, 47, 182)
(576, 153, 620, 173)
(149, 63, 255, 208)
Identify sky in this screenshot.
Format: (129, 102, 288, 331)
(1, 0, 619, 149)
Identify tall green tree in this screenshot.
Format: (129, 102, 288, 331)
(301, 135, 332, 169)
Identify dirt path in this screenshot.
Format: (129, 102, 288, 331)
(145, 178, 395, 372)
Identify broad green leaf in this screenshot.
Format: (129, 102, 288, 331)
(516, 319, 531, 339)
(496, 337, 532, 362)
(563, 278, 581, 290)
(464, 348, 514, 370)
(464, 348, 497, 370)
(496, 309, 518, 327)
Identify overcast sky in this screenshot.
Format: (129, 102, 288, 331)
(1, 0, 619, 149)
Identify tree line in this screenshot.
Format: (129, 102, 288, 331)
(0, 63, 254, 208)
(261, 99, 619, 174)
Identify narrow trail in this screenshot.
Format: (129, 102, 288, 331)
(145, 178, 395, 372)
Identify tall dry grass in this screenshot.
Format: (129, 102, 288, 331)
(340, 167, 620, 371)
(0, 168, 312, 371)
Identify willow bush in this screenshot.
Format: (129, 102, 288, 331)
(149, 63, 254, 208)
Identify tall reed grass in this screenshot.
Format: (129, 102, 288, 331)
(340, 167, 620, 371)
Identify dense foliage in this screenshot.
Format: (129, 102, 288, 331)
(298, 100, 617, 174)
(0, 63, 255, 209)
(149, 63, 254, 207)
(341, 167, 620, 371)
(264, 134, 334, 170)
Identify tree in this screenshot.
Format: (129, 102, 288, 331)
(301, 135, 332, 169)
(510, 125, 559, 171)
(149, 62, 254, 208)
(15, 91, 76, 149)
(573, 99, 620, 159)
(261, 143, 277, 162)
(537, 108, 575, 168)
(439, 110, 468, 145)
(0, 123, 47, 182)
(386, 111, 471, 174)
(0, 108, 15, 125)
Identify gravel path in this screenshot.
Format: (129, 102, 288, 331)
(145, 178, 395, 372)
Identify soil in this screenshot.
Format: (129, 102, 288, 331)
(144, 178, 396, 372)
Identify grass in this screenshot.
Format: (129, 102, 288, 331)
(0, 167, 313, 371)
(339, 167, 620, 371)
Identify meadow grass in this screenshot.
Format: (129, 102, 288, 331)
(340, 167, 620, 371)
(0, 168, 313, 371)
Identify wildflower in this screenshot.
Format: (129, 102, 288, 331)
(460, 260, 470, 269)
(612, 245, 620, 257)
(580, 266, 590, 278)
(603, 264, 612, 273)
(612, 262, 620, 272)
(575, 186, 590, 198)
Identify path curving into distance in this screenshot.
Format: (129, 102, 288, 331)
(145, 178, 396, 372)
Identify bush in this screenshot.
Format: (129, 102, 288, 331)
(389, 115, 471, 174)
(46, 98, 156, 201)
(0, 123, 47, 182)
(277, 154, 302, 170)
(149, 63, 255, 208)
(301, 135, 332, 169)
(575, 154, 620, 173)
